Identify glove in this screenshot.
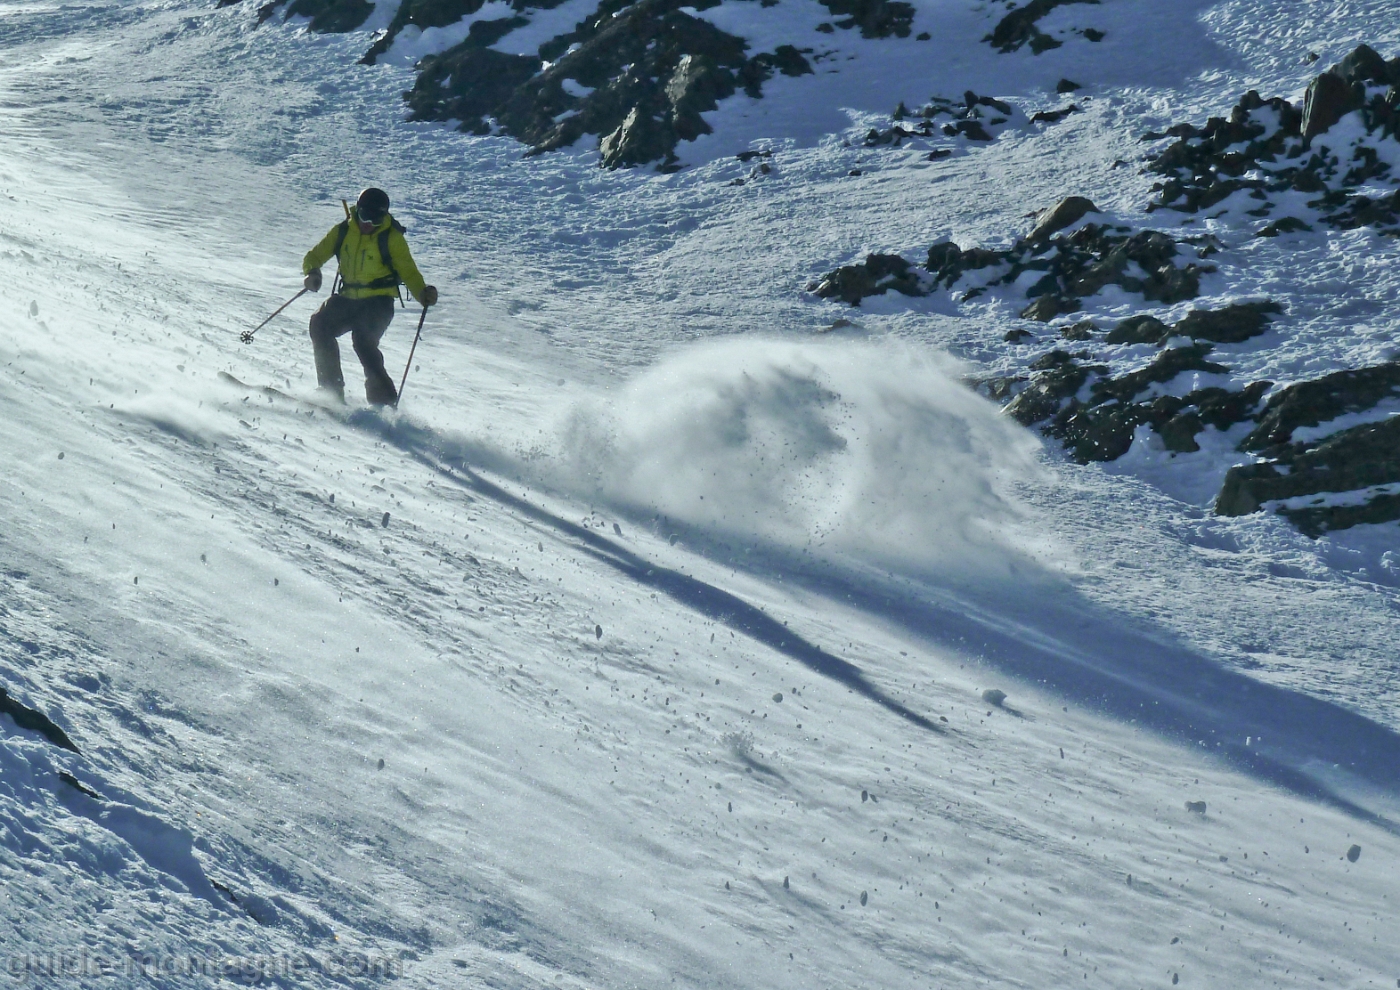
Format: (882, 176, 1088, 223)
(421, 285, 438, 307)
(304, 269, 322, 292)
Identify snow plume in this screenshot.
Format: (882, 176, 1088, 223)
(546, 338, 1051, 581)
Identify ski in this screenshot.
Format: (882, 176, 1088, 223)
(217, 371, 297, 401)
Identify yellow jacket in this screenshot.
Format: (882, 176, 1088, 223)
(303, 213, 428, 303)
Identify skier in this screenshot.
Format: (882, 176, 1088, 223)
(301, 187, 438, 405)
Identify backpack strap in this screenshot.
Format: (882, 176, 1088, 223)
(331, 219, 350, 260)
(339, 217, 406, 293)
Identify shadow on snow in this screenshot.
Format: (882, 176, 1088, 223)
(359, 409, 1400, 832)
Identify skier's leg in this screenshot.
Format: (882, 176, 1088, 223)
(308, 296, 353, 401)
(351, 298, 398, 406)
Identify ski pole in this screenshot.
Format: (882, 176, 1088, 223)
(241, 288, 308, 345)
(394, 304, 430, 407)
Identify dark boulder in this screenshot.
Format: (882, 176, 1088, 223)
(599, 107, 676, 168)
(1050, 400, 1153, 462)
(1282, 492, 1400, 537)
(1089, 344, 1228, 405)
(985, 0, 1098, 54)
(1256, 217, 1313, 237)
(1025, 196, 1099, 246)
(1173, 301, 1282, 343)
(1020, 294, 1081, 321)
(401, 0, 814, 168)
(406, 46, 541, 135)
(1240, 363, 1400, 450)
(1105, 315, 1170, 345)
(1302, 71, 1364, 142)
(1068, 230, 1196, 303)
(1004, 352, 1105, 426)
(1331, 44, 1392, 86)
(361, 0, 490, 63)
(1217, 415, 1400, 521)
(810, 253, 924, 305)
(284, 0, 372, 32)
(818, 0, 915, 39)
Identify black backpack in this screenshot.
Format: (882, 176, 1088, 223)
(332, 215, 406, 297)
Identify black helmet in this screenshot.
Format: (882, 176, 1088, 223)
(356, 187, 390, 223)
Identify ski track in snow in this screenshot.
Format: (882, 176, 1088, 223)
(1, 0, 1399, 987)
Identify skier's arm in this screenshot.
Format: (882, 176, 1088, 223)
(302, 225, 342, 274)
(388, 231, 429, 304)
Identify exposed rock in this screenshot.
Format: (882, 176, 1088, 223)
(1281, 492, 1400, 537)
(982, 689, 1007, 707)
(1020, 294, 1080, 321)
(1105, 314, 1170, 345)
(0, 686, 80, 753)
(282, 0, 372, 32)
(1030, 104, 1081, 124)
(917, 222, 1208, 312)
(1302, 71, 1364, 143)
(1025, 196, 1099, 245)
(400, 0, 812, 168)
(1087, 344, 1228, 405)
(1144, 46, 1400, 234)
(1217, 415, 1400, 528)
(1003, 342, 1270, 464)
(1256, 217, 1313, 237)
(984, 0, 1100, 55)
(1239, 363, 1400, 451)
(1064, 229, 1202, 304)
(1332, 44, 1393, 86)
(1173, 302, 1281, 343)
(599, 108, 668, 168)
(809, 253, 926, 305)
(1004, 350, 1104, 426)
(406, 45, 540, 137)
(818, 0, 915, 39)
(1056, 78, 1082, 94)
(1059, 320, 1095, 341)
(361, 0, 493, 64)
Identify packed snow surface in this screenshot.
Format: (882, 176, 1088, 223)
(1, 0, 1399, 987)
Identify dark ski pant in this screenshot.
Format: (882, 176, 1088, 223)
(309, 294, 397, 405)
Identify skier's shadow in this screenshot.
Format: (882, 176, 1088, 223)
(814, 571, 1400, 833)
(363, 412, 1400, 832)
(355, 412, 944, 734)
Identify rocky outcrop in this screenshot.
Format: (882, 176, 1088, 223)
(998, 341, 1269, 463)
(1144, 45, 1400, 234)
(405, 44, 541, 137)
(1100, 302, 1281, 346)
(809, 254, 927, 305)
(984, 0, 1100, 55)
(277, 0, 372, 32)
(817, 0, 915, 39)
(1238, 363, 1400, 451)
(862, 91, 1019, 147)
(496, 0, 809, 167)
(1208, 362, 1400, 534)
(813, 197, 1212, 310)
(1217, 417, 1400, 533)
(1025, 195, 1099, 244)
(360, 0, 510, 65)
(258, 0, 818, 168)
(1, 686, 79, 753)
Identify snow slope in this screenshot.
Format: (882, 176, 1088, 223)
(1, 0, 1399, 987)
